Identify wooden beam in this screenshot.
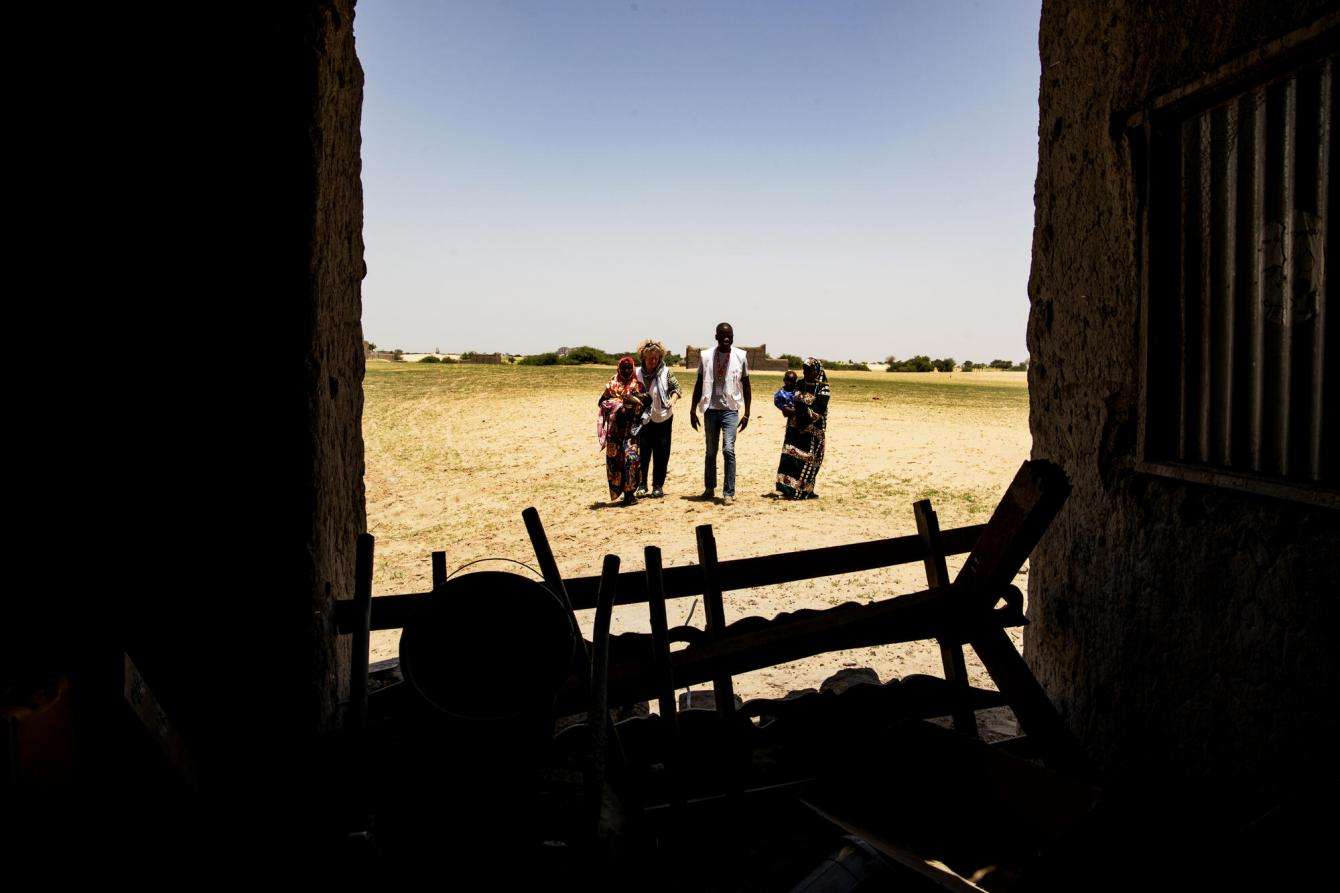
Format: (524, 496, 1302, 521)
(914, 499, 977, 737)
(522, 506, 573, 610)
(587, 554, 620, 839)
(953, 460, 1069, 613)
(950, 460, 1092, 778)
(340, 521, 987, 630)
(430, 550, 446, 591)
(695, 525, 736, 721)
(565, 523, 985, 610)
(644, 547, 680, 730)
(644, 545, 685, 818)
(589, 583, 1022, 708)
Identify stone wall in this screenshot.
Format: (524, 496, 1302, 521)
(1026, 0, 1338, 792)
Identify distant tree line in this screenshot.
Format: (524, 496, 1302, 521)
(884, 356, 1028, 372)
(518, 346, 683, 367)
(779, 354, 867, 371)
(885, 355, 953, 372)
(382, 343, 1029, 373)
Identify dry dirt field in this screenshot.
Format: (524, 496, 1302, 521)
(363, 361, 1031, 734)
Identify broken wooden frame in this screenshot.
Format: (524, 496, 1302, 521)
(336, 460, 1089, 780)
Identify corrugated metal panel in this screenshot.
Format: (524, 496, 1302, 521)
(1145, 51, 1335, 488)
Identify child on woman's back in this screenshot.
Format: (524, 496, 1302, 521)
(773, 370, 800, 415)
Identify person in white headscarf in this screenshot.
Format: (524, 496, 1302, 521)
(634, 339, 682, 498)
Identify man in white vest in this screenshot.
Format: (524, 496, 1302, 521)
(689, 322, 752, 505)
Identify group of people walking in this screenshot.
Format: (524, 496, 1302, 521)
(597, 322, 830, 506)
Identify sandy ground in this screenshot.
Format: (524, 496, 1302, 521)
(363, 364, 1031, 736)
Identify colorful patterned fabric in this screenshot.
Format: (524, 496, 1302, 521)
(775, 358, 830, 499)
(598, 357, 645, 498)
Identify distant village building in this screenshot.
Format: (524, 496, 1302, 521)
(683, 343, 789, 371)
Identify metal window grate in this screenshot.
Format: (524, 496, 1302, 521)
(1134, 29, 1336, 504)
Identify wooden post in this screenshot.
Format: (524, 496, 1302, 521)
(522, 506, 573, 610)
(694, 524, 736, 720)
(350, 533, 375, 732)
(588, 554, 621, 839)
(644, 545, 684, 816)
(697, 523, 750, 805)
(914, 499, 978, 737)
(430, 550, 446, 591)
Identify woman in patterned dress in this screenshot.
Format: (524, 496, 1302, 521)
(775, 357, 830, 499)
(597, 356, 646, 505)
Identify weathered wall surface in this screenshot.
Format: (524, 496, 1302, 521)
(1027, 0, 1338, 790)
(300, 0, 367, 730)
(122, 0, 367, 803)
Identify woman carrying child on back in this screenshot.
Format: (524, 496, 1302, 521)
(774, 359, 830, 500)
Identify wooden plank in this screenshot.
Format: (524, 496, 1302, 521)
(968, 626, 1088, 777)
(430, 550, 446, 590)
(522, 506, 573, 610)
(1279, 75, 1297, 477)
(343, 523, 985, 631)
(1251, 86, 1268, 471)
(950, 461, 1092, 778)
(340, 521, 987, 632)
(1312, 57, 1332, 481)
(587, 554, 620, 839)
(1135, 119, 1154, 464)
(1199, 108, 1215, 463)
(803, 800, 990, 893)
(914, 499, 977, 737)
(1220, 100, 1239, 467)
(561, 523, 986, 610)
(575, 587, 1024, 712)
(1231, 91, 1260, 469)
(954, 461, 1070, 613)
(695, 525, 736, 721)
(644, 545, 684, 818)
(1178, 115, 1195, 461)
(620, 585, 1009, 702)
(348, 533, 374, 732)
(1138, 459, 1339, 507)
(644, 547, 680, 729)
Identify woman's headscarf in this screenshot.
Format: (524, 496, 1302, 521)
(598, 357, 643, 447)
(606, 356, 640, 395)
(792, 357, 831, 427)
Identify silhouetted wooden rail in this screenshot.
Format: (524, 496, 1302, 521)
(337, 522, 986, 632)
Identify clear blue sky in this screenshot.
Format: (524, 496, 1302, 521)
(356, 0, 1041, 362)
